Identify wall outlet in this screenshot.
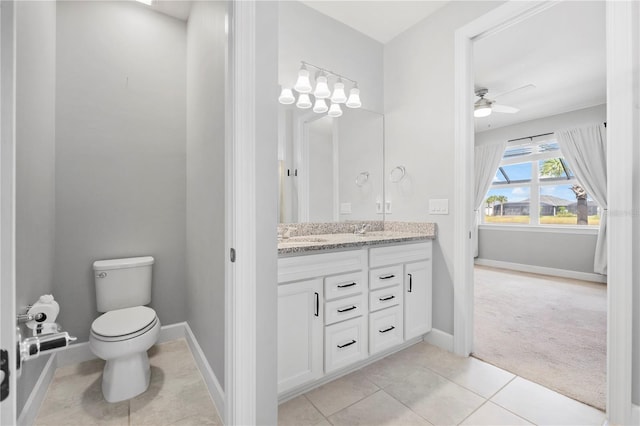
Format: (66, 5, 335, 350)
(385, 200, 392, 214)
(340, 203, 352, 214)
(429, 198, 449, 215)
(376, 201, 383, 214)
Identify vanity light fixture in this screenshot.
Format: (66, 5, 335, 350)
(296, 93, 312, 109)
(328, 103, 343, 118)
(135, 0, 154, 5)
(279, 61, 362, 118)
(313, 98, 329, 114)
(278, 88, 295, 105)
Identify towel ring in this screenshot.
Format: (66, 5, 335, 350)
(355, 172, 369, 187)
(389, 166, 406, 183)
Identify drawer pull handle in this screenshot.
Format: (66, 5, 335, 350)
(337, 339, 356, 349)
(337, 282, 357, 288)
(408, 273, 413, 293)
(379, 274, 395, 280)
(379, 295, 395, 301)
(379, 326, 395, 334)
(314, 292, 319, 317)
(337, 305, 357, 313)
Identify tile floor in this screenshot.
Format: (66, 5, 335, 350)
(34, 339, 222, 426)
(278, 342, 606, 426)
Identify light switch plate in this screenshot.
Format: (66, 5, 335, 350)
(429, 199, 449, 215)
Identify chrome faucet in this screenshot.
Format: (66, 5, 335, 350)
(353, 223, 370, 235)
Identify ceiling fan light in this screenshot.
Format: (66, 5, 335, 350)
(474, 105, 492, 118)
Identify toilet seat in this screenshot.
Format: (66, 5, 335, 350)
(91, 306, 158, 342)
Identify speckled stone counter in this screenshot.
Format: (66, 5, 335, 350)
(278, 221, 436, 256)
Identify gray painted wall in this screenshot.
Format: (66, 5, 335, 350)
(54, 1, 187, 341)
(185, 0, 226, 390)
(278, 1, 384, 113)
(384, 1, 503, 334)
(476, 105, 606, 275)
(632, 0, 640, 406)
(478, 229, 597, 273)
(15, 0, 56, 414)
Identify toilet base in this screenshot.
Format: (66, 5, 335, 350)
(101, 351, 151, 403)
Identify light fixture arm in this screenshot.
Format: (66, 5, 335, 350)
(300, 61, 358, 86)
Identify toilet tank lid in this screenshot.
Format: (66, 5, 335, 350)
(93, 256, 154, 271)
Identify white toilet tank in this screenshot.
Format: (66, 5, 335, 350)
(93, 256, 154, 312)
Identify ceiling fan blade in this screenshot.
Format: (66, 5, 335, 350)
(492, 104, 519, 114)
(492, 84, 536, 100)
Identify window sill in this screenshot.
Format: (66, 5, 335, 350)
(478, 224, 599, 235)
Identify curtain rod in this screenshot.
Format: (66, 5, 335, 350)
(507, 122, 606, 143)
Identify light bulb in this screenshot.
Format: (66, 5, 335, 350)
(278, 88, 295, 105)
(331, 80, 347, 104)
(474, 105, 492, 118)
(313, 98, 328, 114)
(296, 93, 312, 109)
(313, 75, 331, 99)
(346, 87, 361, 108)
(294, 65, 312, 94)
(328, 103, 343, 118)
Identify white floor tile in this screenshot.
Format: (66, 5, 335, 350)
(491, 377, 605, 425)
(460, 401, 532, 425)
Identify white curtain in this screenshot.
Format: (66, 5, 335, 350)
(556, 124, 607, 274)
(474, 141, 507, 257)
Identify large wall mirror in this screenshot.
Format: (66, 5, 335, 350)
(278, 106, 384, 223)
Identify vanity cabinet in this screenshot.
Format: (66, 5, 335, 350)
(277, 279, 323, 394)
(277, 240, 432, 397)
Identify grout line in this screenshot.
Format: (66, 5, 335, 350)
(302, 375, 380, 419)
(456, 399, 491, 425)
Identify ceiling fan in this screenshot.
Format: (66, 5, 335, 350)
(474, 87, 523, 118)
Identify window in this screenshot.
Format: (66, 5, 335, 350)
(483, 137, 600, 226)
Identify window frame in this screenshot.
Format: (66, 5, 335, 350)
(483, 137, 598, 228)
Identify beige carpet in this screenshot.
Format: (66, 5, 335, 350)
(473, 266, 606, 410)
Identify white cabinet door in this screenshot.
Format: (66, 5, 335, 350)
(277, 279, 323, 394)
(404, 260, 432, 340)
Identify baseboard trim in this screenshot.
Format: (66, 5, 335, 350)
(22, 322, 225, 425)
(17, 354, 56, 426)
(474, 258, 607, 283)
(423, 328, 454, 352)
(182, 323, 226, 423)
(632, 404, 639, 425)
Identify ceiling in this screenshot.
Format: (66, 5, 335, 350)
(473, 1, 606, 132)
(147, 0, 192, 21)
(300, 1, 449, 44)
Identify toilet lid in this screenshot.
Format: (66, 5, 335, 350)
(91, 306, 157, 338)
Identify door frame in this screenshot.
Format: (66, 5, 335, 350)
(453, 1, 636, 424)
(0, 0, 16, 424)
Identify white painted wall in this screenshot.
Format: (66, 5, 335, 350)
(632, 0, 640, 406)
(384, 1, 503, 334)
(278, 1, 384, 114)
(476, 105, 605, 275)
(185, 0, 227, 390)
(14, 0, 56, 415)
(54, 1, 187, 341)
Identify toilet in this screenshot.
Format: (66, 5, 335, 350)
(89, 256, 161, 403)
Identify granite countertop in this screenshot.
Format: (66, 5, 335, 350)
(278, 222, 436, 256)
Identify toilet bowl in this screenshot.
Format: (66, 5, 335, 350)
(89, 306, 161, 402)
(89, 256, 159, 402)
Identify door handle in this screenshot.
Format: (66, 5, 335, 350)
(379, 325, 395, 334)
(379, 274, 395, 280)
(408, 273, 413, 293)
(379, 295, 395, 301)
(337, 282, 356, 288)
(314, 292, 319, 317)
(337, 339, 356, 349)
(337, 305, 357, 313)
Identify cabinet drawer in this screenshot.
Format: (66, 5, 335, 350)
(325, 316, 367, 373)
(369, 242, 432, 268)
(325, 294, 365, 326)
(369, 285, 401, 312)
(369, 306, 403, 355)
(325, 271, 365, 301)
(369, 265, 403, 290)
